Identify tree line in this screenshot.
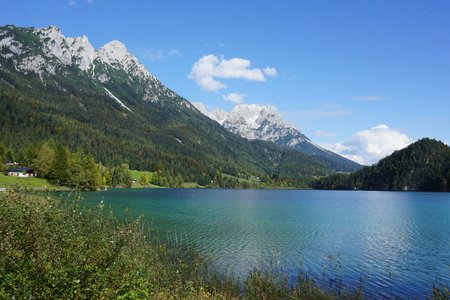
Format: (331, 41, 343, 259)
(1, 140, 132, 190)
(1, 139, 317, 190)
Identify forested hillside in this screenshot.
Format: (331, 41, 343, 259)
(0, 25, 332, 187)
(313, 138, 450, 191)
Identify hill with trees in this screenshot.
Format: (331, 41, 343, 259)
(313, 138, 450, 191)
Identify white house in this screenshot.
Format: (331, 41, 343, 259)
(5, 167, 37, 177)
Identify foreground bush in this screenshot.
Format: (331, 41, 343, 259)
(0, 192, 446, 299)
(0, 192, 207, 299)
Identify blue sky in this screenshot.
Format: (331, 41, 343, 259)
(2, 0, 450, 164)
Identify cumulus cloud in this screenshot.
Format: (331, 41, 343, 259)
(188, 54, 276, 92)
(328, 124, 412, 165)
(222, 92, 246, 104)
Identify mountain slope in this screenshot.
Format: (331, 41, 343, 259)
(195, 103, 361, 172)
(313, 138, 450, 191)
(0, 25, 331, 185)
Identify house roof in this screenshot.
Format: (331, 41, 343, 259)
(6, 167, 35, 172)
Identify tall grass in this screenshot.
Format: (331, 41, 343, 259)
(0, 192, 447, 299)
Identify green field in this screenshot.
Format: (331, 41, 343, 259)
(129, 170, 160, 188)
(0, 173, 53, 190)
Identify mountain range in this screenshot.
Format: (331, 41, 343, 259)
(0, 25, 360, 186)
(194, 103, 360, 171)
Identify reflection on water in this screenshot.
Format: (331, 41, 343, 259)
(75, 189, 450, 298)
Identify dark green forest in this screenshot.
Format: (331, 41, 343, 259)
(313, 138, 450, 192)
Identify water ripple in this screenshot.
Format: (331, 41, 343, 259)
(78, 189, 450, 299)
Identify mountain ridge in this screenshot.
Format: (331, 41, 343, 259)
(194, 102, 361, 172)
(0, 24, 335, 187)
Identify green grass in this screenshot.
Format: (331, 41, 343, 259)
(0, 173, 53, 189)
(2, 192, 446, 299)
(130, 170, 156, 181)
(129, 170, 160, 188)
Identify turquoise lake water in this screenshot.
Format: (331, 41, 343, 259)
(75, 188, 449, 298)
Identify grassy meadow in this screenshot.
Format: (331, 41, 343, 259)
(0, 173, 53, 190)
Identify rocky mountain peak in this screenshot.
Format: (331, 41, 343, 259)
(97, 40, 129, 64)
(209, 109, 228, 125)
(36, 25, 61, 40)
(194, 102, 362, 171)
(1, 25, 153, 78)
(33, 26, 95, 71)
(227, 104, 288, 130)
(223, 104, 301, 141)
(96, 40, 152, 79)
(194, 103, 300, 141)
(0, 25, 183, 105)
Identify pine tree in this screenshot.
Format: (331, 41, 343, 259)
(0, 140, 5, 171)
(0, 140, 5, 163)
(111, 164, 132, 188)
(49, 144, 70, 185)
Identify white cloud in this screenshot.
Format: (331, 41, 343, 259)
(326, 124, 412, 165)
(222, 92, 246, 104)
(198, 77, 226, 92)
(188, 54, 276, 92)
(351, 96, 383, 102)
(136, 48, 182, 62)
(315, 130, 336, 137)
(263, 67, 277, 77)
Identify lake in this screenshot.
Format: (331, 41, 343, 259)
(75, 188, 449, 298)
